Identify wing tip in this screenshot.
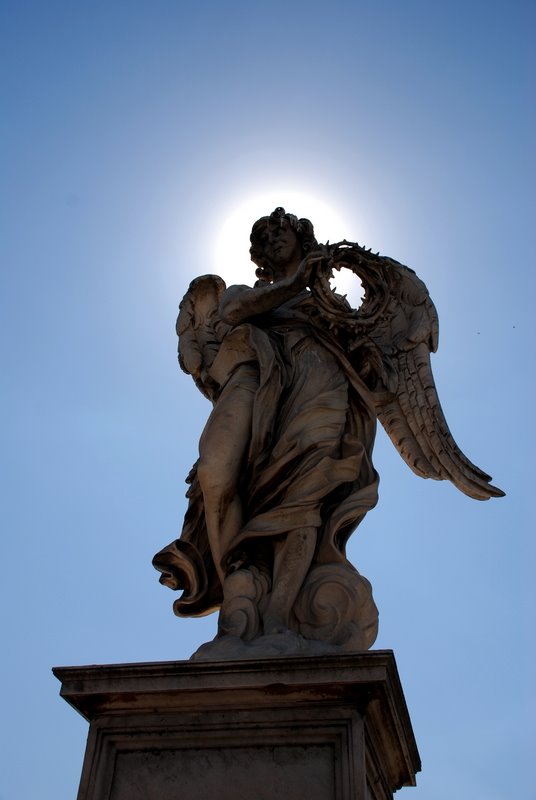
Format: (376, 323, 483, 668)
(459, 480, 505, 501)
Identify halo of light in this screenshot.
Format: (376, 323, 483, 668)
(212, 189, 364, 307)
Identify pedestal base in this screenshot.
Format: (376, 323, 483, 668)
(54, 651, 420, 800)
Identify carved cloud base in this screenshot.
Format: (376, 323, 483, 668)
(53, 651, 420, 800)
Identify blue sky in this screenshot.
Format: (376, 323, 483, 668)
(1, 1, 534, 798)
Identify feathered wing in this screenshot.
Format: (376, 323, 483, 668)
(152, 275, 230, 613)
(314, 244, 504, 500)
(176, 274, 229, 401)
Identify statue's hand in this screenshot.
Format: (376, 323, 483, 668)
(294, 252, 326, 291)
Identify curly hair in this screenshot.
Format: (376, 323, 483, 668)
(249, 207, 317, 284)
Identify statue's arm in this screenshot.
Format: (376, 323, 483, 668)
(219, 257, 315, 325)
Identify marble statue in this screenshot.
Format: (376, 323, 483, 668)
(153, 207, 503, 659)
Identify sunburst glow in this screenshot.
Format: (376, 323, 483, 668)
(212, 189, 364, 308)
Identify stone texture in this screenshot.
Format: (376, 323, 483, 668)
(54, 650, 420, 800)
(153, 206, 503, 659)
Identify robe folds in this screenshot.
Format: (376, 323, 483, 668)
(157, 291, 379, 617)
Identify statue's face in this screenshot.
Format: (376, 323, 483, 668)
(261, 218, 303, 268)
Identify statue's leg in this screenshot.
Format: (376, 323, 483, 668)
(262, 527, 317, 635)
(197, 366, 258, 583)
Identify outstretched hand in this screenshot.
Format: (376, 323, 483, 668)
(294, 251, 326, 291)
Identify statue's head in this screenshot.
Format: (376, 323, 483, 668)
(250, 207, 317, 283)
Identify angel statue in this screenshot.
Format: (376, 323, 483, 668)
(153, 207, 503, 660)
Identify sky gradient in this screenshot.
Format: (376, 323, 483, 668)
(1, 2, 534, 798)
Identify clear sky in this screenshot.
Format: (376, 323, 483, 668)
(1, 1, 534, 798)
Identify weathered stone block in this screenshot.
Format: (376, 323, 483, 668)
(54, 650, 420, 799)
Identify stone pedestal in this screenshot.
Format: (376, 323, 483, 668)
(53, 650, 420, 800)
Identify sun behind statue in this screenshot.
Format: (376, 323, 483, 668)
(153, 207, 503, 660)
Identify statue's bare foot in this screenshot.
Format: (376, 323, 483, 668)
(262, 614, 290, 636)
